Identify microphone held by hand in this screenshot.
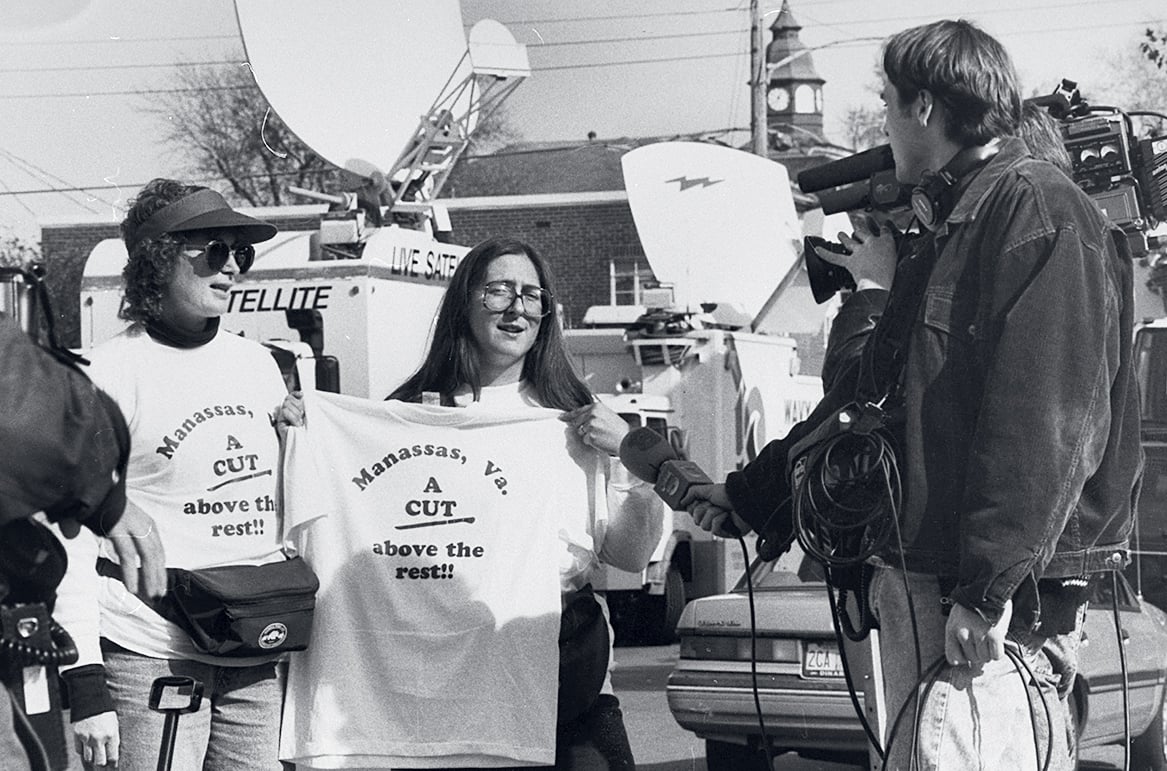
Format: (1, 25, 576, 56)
(618, 428, 740, 537)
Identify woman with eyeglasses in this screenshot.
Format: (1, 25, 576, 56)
(379, 236, 661, 770)
(57, 178, 292, 770)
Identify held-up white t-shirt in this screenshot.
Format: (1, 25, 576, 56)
(83, 326, 288, 664)
(280, 390, 602, 768)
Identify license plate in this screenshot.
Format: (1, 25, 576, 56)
(801, 641, 844, 678)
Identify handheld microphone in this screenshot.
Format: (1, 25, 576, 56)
(814, 169, 910, 215)
(618, 428, 740, 537)
(797, 144, 895, 194)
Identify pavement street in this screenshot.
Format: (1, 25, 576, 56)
(611, 644, 1134, 770)
(612, 644, 863, 770)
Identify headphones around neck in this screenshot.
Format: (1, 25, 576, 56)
(910, 140, 1001, 231)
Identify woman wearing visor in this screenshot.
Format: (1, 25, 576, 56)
(62, 178, 291, 770)
(384, 237, 661, 769)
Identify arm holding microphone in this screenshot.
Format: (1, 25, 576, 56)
(617, 428, 749, 540)
(619, 238, 896, 560)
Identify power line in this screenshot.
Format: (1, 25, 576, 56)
(0, 85, 254, 100)
(0, 60, 243, 74)
(470, 7, 746, 25)
(0, 167, 341, 197)
(0, 172, 37, 217)
(0, 14, 1160, 98)
(0, 149, 105, 215)
(796, 0, 1151, 13)
(528, 29, 747, 47)
(532, 50, 746, 71)
(800, 2, 1162, 37)
(529, 37, 880, 72)
(0, 130, 760, 199)
(0, 34, 238, 47)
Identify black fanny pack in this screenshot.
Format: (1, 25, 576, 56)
(98, 556, 319, 657)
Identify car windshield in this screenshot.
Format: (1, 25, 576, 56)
(732, 543, 826, 591)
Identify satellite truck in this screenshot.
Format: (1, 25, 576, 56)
(80, 0, 531, 398)
(562, 141, 826, 642)
(75, 1, 831, 643)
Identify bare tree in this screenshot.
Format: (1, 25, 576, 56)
(0, 232, 40, 270)
(139, 63, 344, 206)
(839, 105, 885, 151)
(141, 63, 524, 206)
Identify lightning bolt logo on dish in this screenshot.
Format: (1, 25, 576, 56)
(665, 175, 724, 192)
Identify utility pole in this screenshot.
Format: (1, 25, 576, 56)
(750, 0, 768, 157)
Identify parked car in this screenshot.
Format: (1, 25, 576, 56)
(666, 546, 1167, 769)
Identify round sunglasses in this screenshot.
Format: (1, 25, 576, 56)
(183, 240, 256, 274)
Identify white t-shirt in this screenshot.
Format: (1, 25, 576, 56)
(452, 381, 611, 593)
(83, 325, 288, 664)
(280, 390, 596, 768)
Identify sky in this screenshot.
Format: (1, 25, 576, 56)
(0, 0, 1163, 245)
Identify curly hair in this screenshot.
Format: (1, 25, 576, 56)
(118, 178, 208, 323)
(389, 237, 593, 410)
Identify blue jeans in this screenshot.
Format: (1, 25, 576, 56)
(869, 566, 1074, 771)
(101, 641, 283, 771)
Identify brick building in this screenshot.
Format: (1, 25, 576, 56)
(38, 0, 845, 376)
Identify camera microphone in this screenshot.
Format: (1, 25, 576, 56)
(797, 144, 895, 194)
(618, 428, 740, 537)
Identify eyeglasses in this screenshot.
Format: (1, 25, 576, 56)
(480, 281, 553, 318)
(182, 240, 256, 274)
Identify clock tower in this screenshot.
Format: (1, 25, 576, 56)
(765, 0, 824, 143)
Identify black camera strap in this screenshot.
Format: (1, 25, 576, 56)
(856, 232, 938, 408)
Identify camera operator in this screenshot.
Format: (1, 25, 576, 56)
(684, 19, 1140, 770)
(1, 315, 166, 770)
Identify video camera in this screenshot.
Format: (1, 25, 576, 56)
(1027, 78, 1167, 256)
(793, 146, 915, 304)
(794, 79, 1167, 302)
(796, 144, 908, 217)
(791, 149, 911, 304)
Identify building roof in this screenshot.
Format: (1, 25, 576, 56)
(442, 137, 656, 198)
(441, 135, 845, 209)
(767, 0, 824, 83)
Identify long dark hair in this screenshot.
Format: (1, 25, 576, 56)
(389, 237, 592, 410)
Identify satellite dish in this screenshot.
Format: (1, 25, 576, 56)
(467, 19, 529, 77)
(234, 0, 473, 179)
(621, 142, 801, 319)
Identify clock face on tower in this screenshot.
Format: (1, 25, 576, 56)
(767, 86, 790, 112)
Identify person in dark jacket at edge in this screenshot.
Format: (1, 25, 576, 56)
(682, 19, 1142, 771)
(0, 316, 166, 771)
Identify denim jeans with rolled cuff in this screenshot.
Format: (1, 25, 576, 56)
(869, 566, 1075, 771)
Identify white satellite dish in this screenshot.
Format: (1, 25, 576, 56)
(234, 0, 473, 179)
(621, 142, 801, 321)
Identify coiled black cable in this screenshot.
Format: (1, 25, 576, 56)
(791, 404, 901, 642)
(792, 414, 900, 571)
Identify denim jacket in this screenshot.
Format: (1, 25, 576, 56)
(728, 137, 1142, 625)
